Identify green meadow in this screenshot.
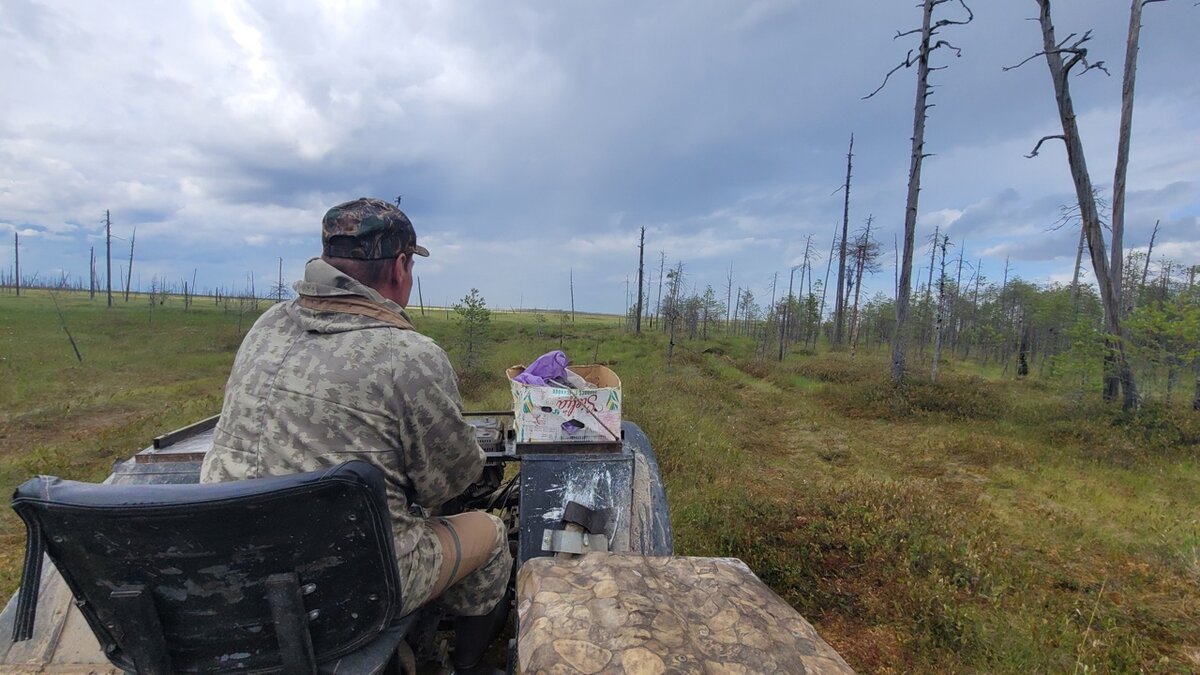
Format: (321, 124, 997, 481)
(1, 290, 1197, 673)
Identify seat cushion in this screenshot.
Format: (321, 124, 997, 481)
(516, 554, 854, 674)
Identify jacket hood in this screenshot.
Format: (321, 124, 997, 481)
(287, 258, 414, 334)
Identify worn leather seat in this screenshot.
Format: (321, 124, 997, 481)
(11, 460, 412, 674)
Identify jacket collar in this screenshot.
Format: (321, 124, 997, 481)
(292, 258, 411, 320)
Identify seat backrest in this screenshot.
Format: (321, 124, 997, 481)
(11, 461, 401, 673)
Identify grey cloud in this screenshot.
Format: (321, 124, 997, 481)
(1, 0, 1198, 312)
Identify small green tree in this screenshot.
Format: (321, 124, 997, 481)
(453, 288, 491, 373)
(1127, 300, 1200, 406)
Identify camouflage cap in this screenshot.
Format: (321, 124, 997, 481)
(322, 198, 431, 260)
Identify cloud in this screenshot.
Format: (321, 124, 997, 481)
(1, 0, 1198, 311)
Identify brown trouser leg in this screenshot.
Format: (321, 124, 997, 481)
(427, 511, 511, 616)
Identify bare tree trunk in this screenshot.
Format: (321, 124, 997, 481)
(849, 257, 865, 354)
(725, 262, 734, 331)
(1032, 0, 1138, 409)
(951, 238, 965, 353)
(417, 277, 426, 316)
(1017, 318, 1031, 377)
(850, 217, 873, 354)
(800, 235, 814, 345)
(818, 221, 837, 348)
(733, 286, 742, 336)
(13, 232, 19, 297)
(124, 228, 135, 302)
(1140, 218, 1159, 293)
(106, 210, 112, 307)
(931, 236, 949, 381)
(1111, 0, 1150, 314)
(890, 0, 935, 384)
(780, 266, 796, 361)
(569, 268, 575, 323)
(655, 252, 666, 332)
(50, 292, 83, 362)
(833, 134, 854, 345)
(1070, 223, 1086, 304)
(635, 227, 645, 334)
(667, 315, 677, 369)
(925, 224, 940, 310)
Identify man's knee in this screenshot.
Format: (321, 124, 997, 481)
(445, 511, 506, 563)
(437, 512, 511, 617)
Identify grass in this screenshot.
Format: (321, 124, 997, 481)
(1, 289, 1198, 672)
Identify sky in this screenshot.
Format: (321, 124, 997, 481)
(1, 0, 1197, 314)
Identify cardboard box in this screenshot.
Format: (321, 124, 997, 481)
(506, 364, 622, 443)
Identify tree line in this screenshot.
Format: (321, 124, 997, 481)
(622, 0, 1195, 411)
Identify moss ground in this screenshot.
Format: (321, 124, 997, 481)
(1, 290, 1197, 672)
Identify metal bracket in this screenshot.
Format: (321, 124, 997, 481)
(541, 529, 608, 555)
(562, 501, 610, 535)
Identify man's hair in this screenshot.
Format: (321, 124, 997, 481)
(324, 255, 402, 287)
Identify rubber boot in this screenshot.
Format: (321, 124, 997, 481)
(451, 590, 512, 675)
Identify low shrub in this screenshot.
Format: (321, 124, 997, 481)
(794, 354, 878, 384)
(1037, 398, 1200, 462)
(821, 372, 1007, 422)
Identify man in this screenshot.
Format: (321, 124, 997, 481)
(201, 198, 511, 674)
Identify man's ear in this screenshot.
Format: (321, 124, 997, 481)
(392, 254, 410, 279)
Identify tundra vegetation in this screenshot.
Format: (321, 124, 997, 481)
(0, 288, 1197, 673)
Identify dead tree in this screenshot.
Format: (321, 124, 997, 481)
(817, 221, 838, 347)
(1111, 0, 1171, 316)
(49, 292, 83, 362)
(1070, 225, 1086, 304)
(89, 247, 96, 300)
(779, 264, 797, 362)
(13, 232, 19, 297)
(1139, 219, 1160, 296)
(924, 224, 940, 310)
(635, 226, 645, 333)
(833, 134, 854, 345)
(1006, 0, 1164, 409)
(849, 217, 881, 354)
(124, 228, 135, 301)
(105, 210, 113, 307)
(799, 235, 815, 345)
(569, 268, 575, 324)
(931, 235, 951, 381)
(655, 252, 666, 332)
(725, 262, 734, 329)
(866, 0, 973, 384)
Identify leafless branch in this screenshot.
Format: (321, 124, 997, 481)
(1003, 51, 1049, 72)
(863, 50, 914, 99)
(931, 40, 963, 57)
(1005, 29, 1106, 76)
(933, 0, 974, 29)
(1025, 134, 1066, 158)
(1073, 59, 1110, 76)
(1050, 188, 1110, 231)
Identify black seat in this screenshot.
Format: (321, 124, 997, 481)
(10, 460, 411, 674)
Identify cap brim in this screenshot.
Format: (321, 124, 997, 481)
(413, 244, 430, 257)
